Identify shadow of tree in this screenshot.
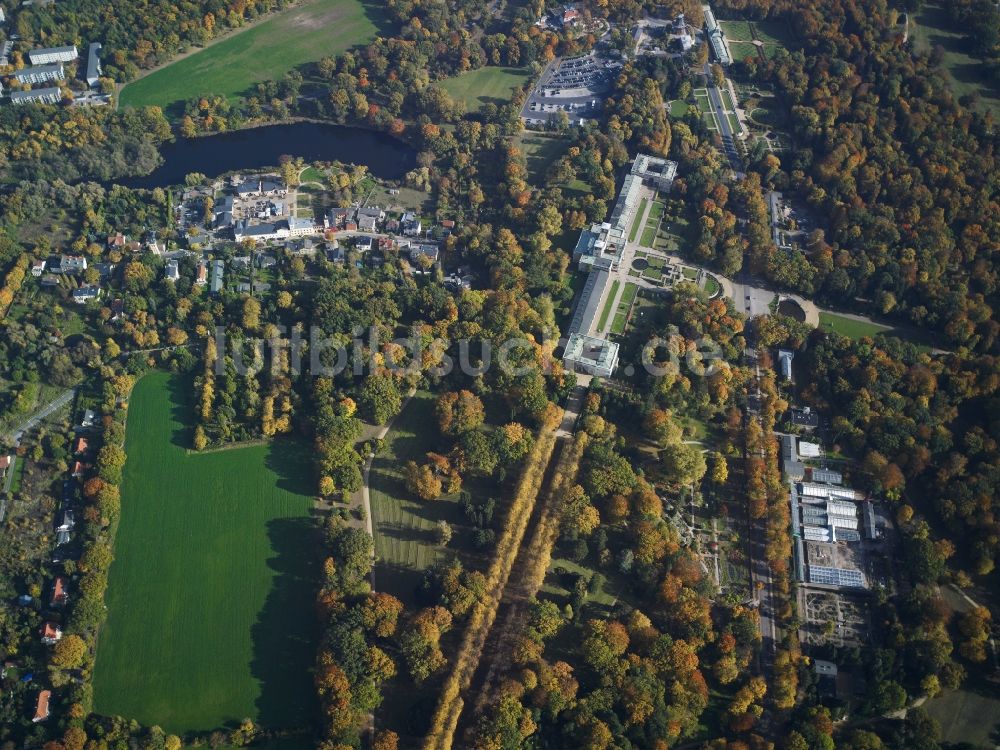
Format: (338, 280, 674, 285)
(251, 516, 322, 731)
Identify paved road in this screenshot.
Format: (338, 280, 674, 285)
(5, 388, 76, 442)
(2, 388, 76, 523)
(703, 63, 743, 173)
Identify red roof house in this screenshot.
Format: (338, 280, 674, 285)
(74, 437, 89, 455)
(50, 577, 68, 607)
(40, 622, 62, 645)
(33, 690, 51, 723)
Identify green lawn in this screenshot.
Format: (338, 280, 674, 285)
(439, 67, 531, 112)
(119, 0, 379, 116)
(619, 282, 638, 308)
(596, 279, 621, 333)
(818, 312, 891, 340)
(648, 201, 664, 219)
(719, 19, 753, 41)
(368, 392, 468, 606)
(727, 41, 761, 62)
(751, 19, 794, 46)
(628, 198, 649, 243)
(514, 133, 569, 185)
(299, 166, 327, 184)
(704, 275, 721, 297)
(640, 225, 657, 247)
(669, 99, 689, 117)
(911, 0, 1000, 116)
(93, 372, 319, 734)
(925, 682, 1000, 748)
(563, 178, 593, 195)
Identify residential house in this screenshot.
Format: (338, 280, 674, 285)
(86, 42, 102, 87)
(195, 260, 208, 286)
(50, 577, 68, 607)
(10, 87, 62, 106)
(235, 177, 286, 198)
(32, 690, 51, 723)
(40, 622, 62, 645)
(326, 246, 346, 264)
(440, 219, 456, 234)
(164, 260, 180, 282)
(562, 6, 580, 25)
(790, 407, 819, 430)
(13, 63, 65, 85)
(215, 196, 235, 229)
(256, 253, 278, 269)
(210, 259, 224, 294)
(344, 220, 358, 231)
(108, 232, 126, 250)
(0, 454, 12, 479)
(401, 212, 422, 236)
(73, 437, 89, 454)
(60, 254, 88, 274)
(70, 461, 86, 477)
(31, 260, 46, 277)
(72, 286, 100, 304)
(354, 235, 375, 252)
(356, 206, 383, 232)
(357, 213, 378, 232)
(81, 410, 96, 428)
(777, 349, 794, 381)
(408, 243, 440, 265)
(28, 46, 78, 65)
(325, 207, 348, 230)
(40, 275, 60, 288)
(110, 298, 124, 320)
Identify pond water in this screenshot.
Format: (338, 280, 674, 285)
(122, 121, 417, 189)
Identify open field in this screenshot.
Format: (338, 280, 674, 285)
(669, 99, 689, 117)
(925, 681, 1000, 748)
(119, 0, 379, 116)
(514, 132, 569, 184)
(818, 312, 891, 340)
(439, 67, 531, 112)
(911, 0, 1000, 116)
(368, 392, 468, 606)
(93, 372, 319, 734)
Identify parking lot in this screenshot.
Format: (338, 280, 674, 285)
(521, 53, 620, 125)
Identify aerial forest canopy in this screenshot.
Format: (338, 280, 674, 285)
(710, 0, 999, 352)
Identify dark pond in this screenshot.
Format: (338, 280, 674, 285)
(122, 121, 416, 189)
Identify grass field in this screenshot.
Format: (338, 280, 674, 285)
(515, 132, 569, 184)
(669, 99, 689, 117)
(911, 0, 1000, 116)
(93, 372, 319, 733)
(368, 392, 468, 606)
(640, 226, 656, 247)
(818, 312, 891, 340)
(728, 41, 761, 62)
(925, 683, 1000, 748)
(628, 198, 649, 243)
(596, 280, 621, 333)
(439, 67, 531, 112)
(119, 0, 379, 116)
(719, 20, 753, 41)
(751, 20, 793, 46)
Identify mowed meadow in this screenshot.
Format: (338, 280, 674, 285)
(92, 372, 320, 733)
(119, 0, 380, 115)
